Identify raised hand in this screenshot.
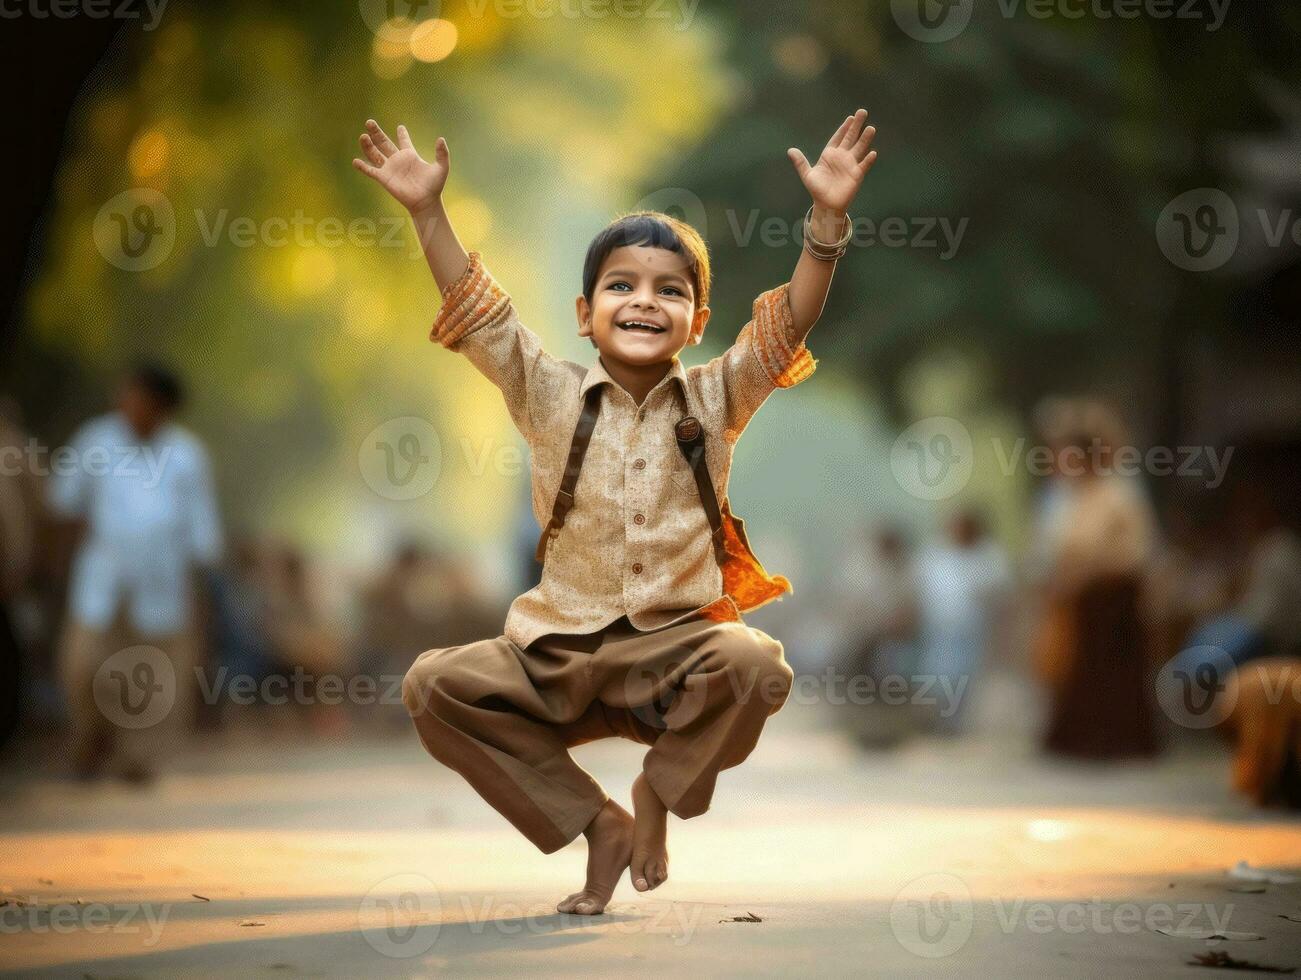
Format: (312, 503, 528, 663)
(352, 120, 449, 214)
(787, 108, 878, 213)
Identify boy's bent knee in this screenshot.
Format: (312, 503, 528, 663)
(401, 658, 435, 717)
(402, 649, 464, 718)
(712, 624, 793, 713)
(760, 659, 794, 714)
(402, 639, 509, 718)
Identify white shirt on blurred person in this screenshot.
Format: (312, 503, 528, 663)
(49, 411, 222, 637)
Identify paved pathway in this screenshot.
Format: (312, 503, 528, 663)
(2, 699, 1300, 977)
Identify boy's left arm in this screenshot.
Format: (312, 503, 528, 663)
(784, 107, 877, 344)
(707, 110, 877, 435)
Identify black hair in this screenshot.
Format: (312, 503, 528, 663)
(127, 362, 185, 412)
(581, 210, 711, 308)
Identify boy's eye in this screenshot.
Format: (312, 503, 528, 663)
(607, 281, 685, 297)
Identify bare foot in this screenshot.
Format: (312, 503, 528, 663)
(629, 772, 669, 892)
(556, 799, 634, 915)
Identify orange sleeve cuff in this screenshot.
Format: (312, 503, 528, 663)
(744, 282, 816, 389)
(430, 250, 513, 349)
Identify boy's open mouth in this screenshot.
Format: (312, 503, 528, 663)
(616, 319, 667, 335)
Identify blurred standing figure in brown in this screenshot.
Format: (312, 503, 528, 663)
(262, 544, 346, 734)
(0, 397, 40, 748)
(48, 365, 223, 783)
(1037, 402, 1160, 759)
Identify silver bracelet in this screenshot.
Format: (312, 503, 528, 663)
(802, 205, 852, 260)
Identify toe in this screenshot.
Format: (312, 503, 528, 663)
(631, 864, 649, 891)
(556, 892, 580, 913)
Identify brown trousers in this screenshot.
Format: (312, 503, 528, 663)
(59, 610, 192, 774)
(1228, 657, 1301, 808)
(402, 615, 793, 853)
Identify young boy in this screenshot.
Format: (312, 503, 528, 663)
(353, 110, 877, 915)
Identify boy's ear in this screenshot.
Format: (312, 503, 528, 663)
(575, 295, 593, 338)
(688, 306, 711, 346)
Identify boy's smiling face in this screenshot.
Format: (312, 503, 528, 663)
(576, 244, 711, 371)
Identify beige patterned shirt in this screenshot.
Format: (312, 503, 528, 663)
(431, 251, 816, 649)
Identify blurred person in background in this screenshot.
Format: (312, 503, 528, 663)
(1036, 404, 1160, 759)
(262, 543, 348, 735)
(355, 540, 445, 727)
(0, 397, 40, 748)
(1225, 656, 1301, 810)
(1024, 397, 1076, 587)
(202, 535, 278, 727)
(429, 554, 510, 650)
(354, 543, 502, 728)
(1226, 488, 1301, 660)
(837, 525, 918, 749)
(1177, 486, 1301, 675)
(914, 509, 1012, 736)
(47, 364, 223, 782)
(1176, 487, 1301, 807)
(1146, 499, 1235, 672)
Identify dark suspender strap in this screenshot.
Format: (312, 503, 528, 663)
(674, 416, 729, 566)
(535, 385, 603, 563)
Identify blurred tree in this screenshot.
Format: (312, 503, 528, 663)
(660, 0, 1301, 445)
(9, 0, 732, 554)
(7, 0, 1300, 560)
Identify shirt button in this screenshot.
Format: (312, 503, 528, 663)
(633, 513, 646, 525)
(633, 458, 646, 470)
(632, 562, 643, 575)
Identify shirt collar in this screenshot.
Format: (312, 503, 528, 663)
(578, 356, 688, 401)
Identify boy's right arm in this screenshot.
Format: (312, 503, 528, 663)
(353, 120, 466, 290)
(354, 121, 565, 439)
